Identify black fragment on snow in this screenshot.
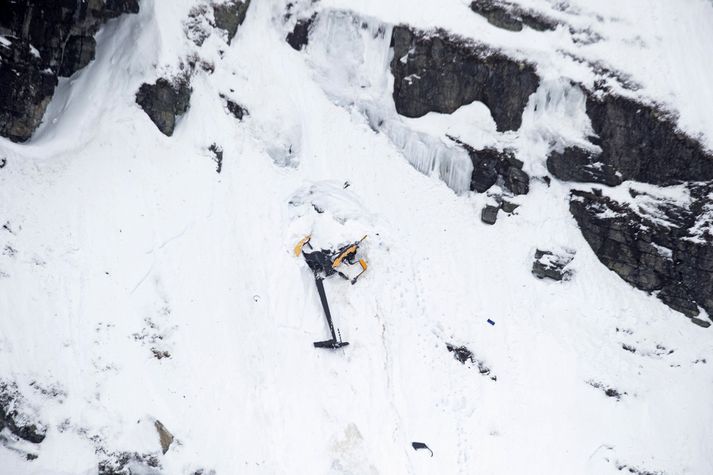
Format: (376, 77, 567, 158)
(411, 442, 434, 456)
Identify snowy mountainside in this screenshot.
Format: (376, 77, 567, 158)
(1, 0, 713, 474)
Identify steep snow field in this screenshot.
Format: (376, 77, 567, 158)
(1, 0, 713, 473)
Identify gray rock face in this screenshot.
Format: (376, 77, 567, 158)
(570, 186, 713, 320)
(390, 26, 540, 131)
(213, 0, 251, 44)
(548, 93, 713, 186)
(469, 0, 558, 32)
(135, 78, 192, 136)
(547, 146, 621, 186)
(0, 0, 140, 142)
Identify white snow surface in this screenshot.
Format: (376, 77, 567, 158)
(0, 0, 712, 474)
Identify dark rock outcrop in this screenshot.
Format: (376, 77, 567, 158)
(481, 204, 499, 225)
(570, 185, 713, 320)
(98, 452, 161, 475)
(0, 41, 58, 143)
(548, 93, 713, 186)
(213, 0, 251, 44)
(135, 78, 192, 136)
(286, 14, 316, 51)
(469, 0, 559, 32)
(390, 26, 540, 131)
(448, 137, 531, 195)
(0, 0, 140, 142)
(532, 249, 574, 281)
(0, 380, 47, 444)
(547, 146, 621, 186)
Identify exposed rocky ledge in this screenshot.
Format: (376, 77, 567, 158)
(213, 0, 251, 44)
(390, 26, 540, 131)
(469, 0, 558, 32)
(286, 14, 315, 51)
(0, 0, 140, 142)
(548, 92, 713, 186)
(570, 185, 713, 323)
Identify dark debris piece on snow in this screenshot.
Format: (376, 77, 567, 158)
(411, 442, 433, 456)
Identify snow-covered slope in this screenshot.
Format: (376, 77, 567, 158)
(1, 0, 713, 474)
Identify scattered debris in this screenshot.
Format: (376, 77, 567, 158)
(622, 344, 636, 353)
(531, 249, 574, 281)
(154, 420, 174, 455)
(98, 451, 161, 475)
(446, 343, 497, 380)
(411, 441, 433, 456)
(221, 94, 248, 120)
(0, 158, 6, 168)
(208, 143, 223, 173)
(587, 380, 626, 401)
(151, 349, 171, 360)
(615, 462, 664, 475)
